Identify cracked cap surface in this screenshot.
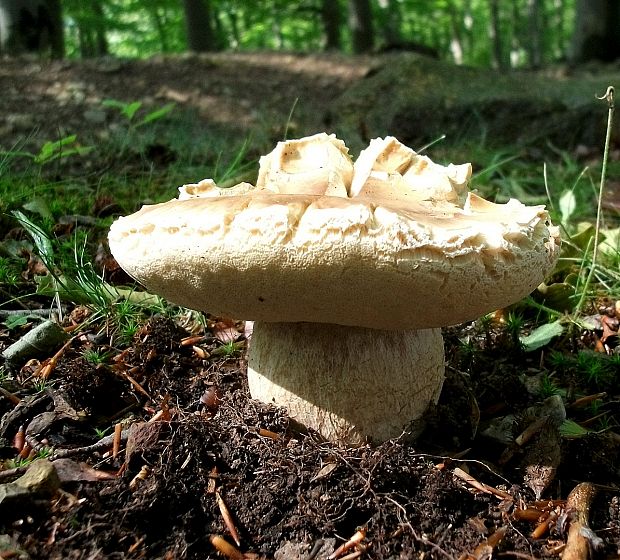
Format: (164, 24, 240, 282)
(109, 134, 561, 330)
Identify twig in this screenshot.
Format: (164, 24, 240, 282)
(209, 535, 244, 560)
(112, 422, 122, 459)
(52, 428, 130, 459)
(0, 465, 29, 482)
(216, 490, 242, 547)
(452, 467, 513, 500)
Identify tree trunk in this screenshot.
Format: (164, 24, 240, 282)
(0, 0, 64, 58)
(182, 0, 216, 52)
(378, 0, 401, 48)
(321, 0, 342, 51)
(571, 0, 620, 63)
(91, 0, 107, 56)
(488, 0, 507, 69)
(526, 0, 542, 67)
(348, 0, 374, 54)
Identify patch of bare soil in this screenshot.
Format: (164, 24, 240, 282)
(0, 311, 619, 560)
(0, 52, 373, 158)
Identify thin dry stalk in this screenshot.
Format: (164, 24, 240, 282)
(216, 490, 241, 547)
(452, 467, 513, 500)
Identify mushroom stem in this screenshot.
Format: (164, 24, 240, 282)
(247, 322, 445, 445)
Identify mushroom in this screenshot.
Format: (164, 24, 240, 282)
(108, 133, 561, 445)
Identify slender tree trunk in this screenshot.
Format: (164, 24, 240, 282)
(321, 0, 342, 50)
(91, 0, 107, 56)
(348, 0, 374, 54)
(0, 0, 64, 57)
(45, 0, 63, 58)
(378, 0, 401, 47)
(182, 0, 216, 52)
(448, 3, 464, 64)
(149, 5, 168, 52)
(226, 9, 240, 48)
(526, 0, 542, 67)
(571, 0, 620, 63)
(488, 0, 507, 69)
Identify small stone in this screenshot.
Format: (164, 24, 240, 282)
(14, 459, 61, 497)
(481, 415, 516, 446)
(1, 320, 69, 368)
(274, 539, 335, 560)
(0, 483, 31, 508)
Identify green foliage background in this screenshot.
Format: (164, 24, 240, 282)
(60, 0, 576, 68)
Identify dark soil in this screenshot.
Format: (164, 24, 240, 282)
(0, 52, 619, 559)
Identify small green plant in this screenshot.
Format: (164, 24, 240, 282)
(503, 312, 525, 348)
(3, 315, 29, 330)
(33, 135, 93, 165)
(6, 448, 53, 469)
(102, 99, 175, 128)
(82, 348, 112, 366)
(0, 257, 22, 287)
(0, 134, 92, 167)
(6, 457, 32, 469)
(94, 426, 112, 439)
(112, 298, 144, 345)
(559, 419, 591, 439)
(32, 378, 51, 393)
(537, 373, 563, 399)
(212, 340, 243, 358)
(575, 351, 614, 389)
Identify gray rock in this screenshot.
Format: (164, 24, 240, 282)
(15, 459, 61, 497)
(0, 482, 31, 508)
(1, 320, 69, 368)
(274, 538, 336, 560)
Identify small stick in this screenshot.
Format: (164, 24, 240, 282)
(13, 425, 25, 453)
(209, 535, 244, 560)
(452, 467, 513, 500)
(118, 370, 151, 399)
(339, 551, 364, 560)
(531, 511, 557, 539)
(471, 526, 508, 558)
(112, 423, 122, 459)
(180, 335, 205, 346)
(513, 508, 545, 522)
(52, 428, 130, 459)
(216, 490, 241, 547)
(568, 393, 607, 410)
(0, 387, 21, 406)
(257, 428, 279, 440)
(499, 416, 548, 465)
(38, 336, 75, 379)
(328, 528, 366, 560)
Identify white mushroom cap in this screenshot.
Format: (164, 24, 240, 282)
(109, 134, 561, 444)
(109, 134, 560, 330)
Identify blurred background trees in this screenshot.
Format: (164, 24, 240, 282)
(0, 0, 618, 67)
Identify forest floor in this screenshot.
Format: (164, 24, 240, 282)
(0, 52, 619, 560)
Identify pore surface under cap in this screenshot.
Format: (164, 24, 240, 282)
(108, 190, 560, 330)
